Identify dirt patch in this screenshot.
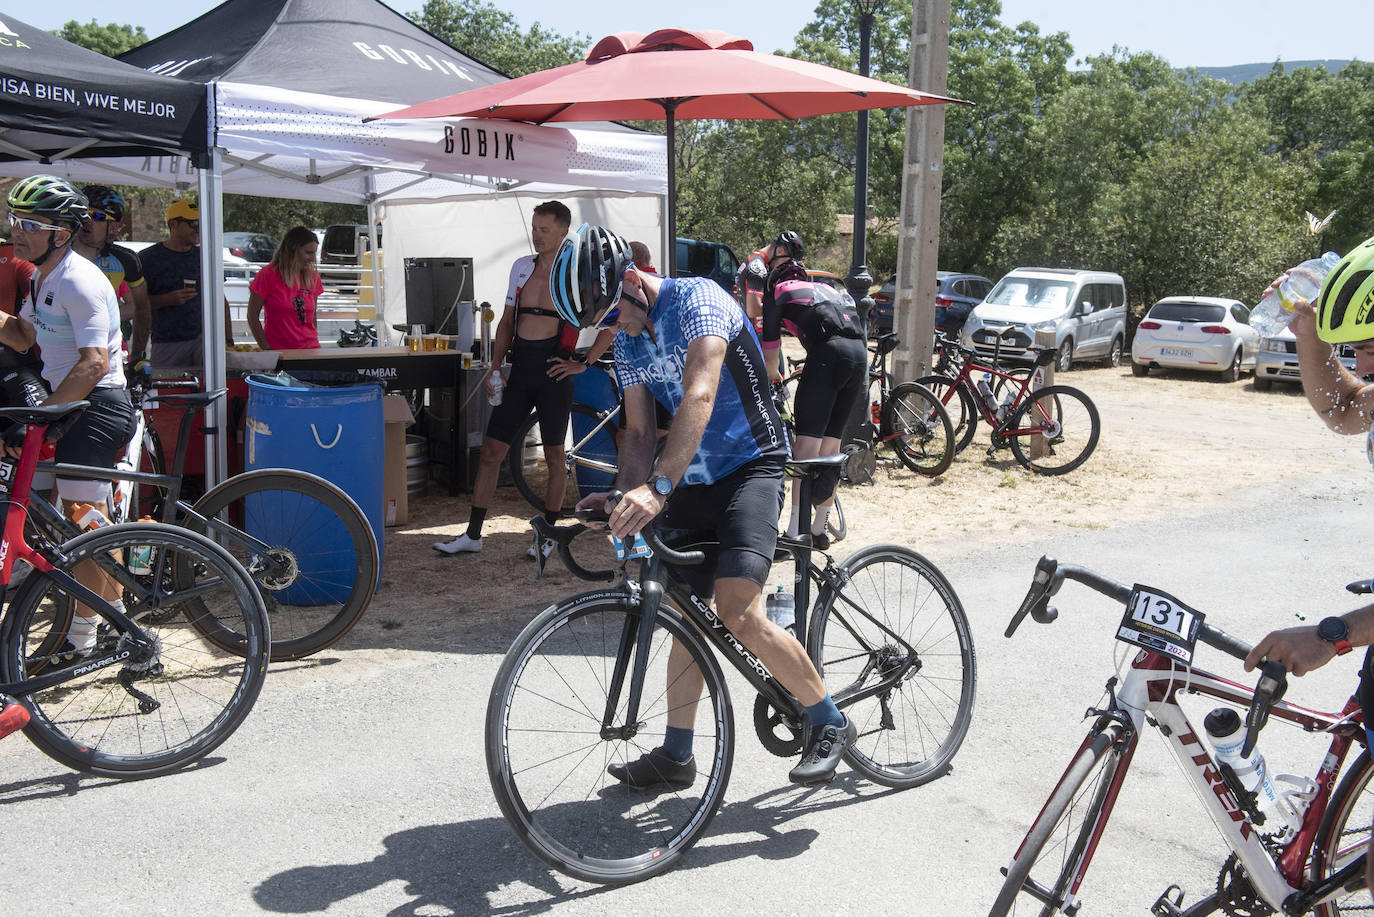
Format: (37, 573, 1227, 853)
(355, 362, 1350, 650)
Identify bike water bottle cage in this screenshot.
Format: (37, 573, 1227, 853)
(1317, 234, 1374, 344)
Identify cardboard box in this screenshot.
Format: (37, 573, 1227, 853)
(383, 394, 415, 526)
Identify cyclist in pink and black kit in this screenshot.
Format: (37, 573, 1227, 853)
(760, 231, 866, 546)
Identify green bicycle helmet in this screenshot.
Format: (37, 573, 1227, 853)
(1318, 235, 1374, 344)
(7, 174, 89, 228)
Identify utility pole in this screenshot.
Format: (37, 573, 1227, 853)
(891, 0, 950, 381)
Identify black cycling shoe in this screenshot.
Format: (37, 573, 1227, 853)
(788, 716, 856, 787)
(608, 747, 696, 790)
(811, 532, 831, 551)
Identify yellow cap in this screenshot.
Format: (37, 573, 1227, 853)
(165, 199, 199, 223)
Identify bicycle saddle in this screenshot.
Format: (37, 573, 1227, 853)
(873, 333, 900, 356)
(0, 401, 89, 442)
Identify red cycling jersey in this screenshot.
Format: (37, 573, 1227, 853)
(0, 243, 36, 316)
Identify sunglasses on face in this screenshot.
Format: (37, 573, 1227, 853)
(172, 218, 200, 230)
(88, 210, 116, 223)
(7, 213, 64, 234)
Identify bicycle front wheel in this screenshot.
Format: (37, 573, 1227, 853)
(187, 469, 378, 661)
(915, 374, 978, 455)
(1, 523, 268, 778)
(1007, 385, 1100, 476)
(508, 404, 618, 516)
(1312, 749, 1373, 916)
(809, 544, 975, 788)
(881, 382, 955, 476)
(988, 723, 1129, 916)
(487, 591, 733, 884)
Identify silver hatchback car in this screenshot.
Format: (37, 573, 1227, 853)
(1254, 326, 1360, 390)
(1131, 296, 1259, 382)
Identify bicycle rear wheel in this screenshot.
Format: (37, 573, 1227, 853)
(881, 382, 955, 476)
(1312, 749, 1374, 915)
(487, 591, 733, 884)
(808, 544, 975, 788)
(915, 374, 978, 455)
(508, 404, 618, 516)
(988, 723, 1129, 916)
(1, 523, 268, 778)
(186, 469, 378, 661)
(1007, 385, 1100, 476)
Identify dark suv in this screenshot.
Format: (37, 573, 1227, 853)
(870, 271, 993, 335)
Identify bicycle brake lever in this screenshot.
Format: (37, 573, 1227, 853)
(1006, 556, 1060, 637)
(1346, 578, 1374, 595)
(1241, 661, 1288, 758)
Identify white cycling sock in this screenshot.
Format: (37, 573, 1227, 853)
(812, 506, 830, 537)
(67, 613, 100, 651)
(785, 503, 801, 538)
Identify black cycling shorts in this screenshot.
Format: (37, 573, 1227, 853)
(794, 335, 867, 440)
(55, 387, 137, 499)
(485, 335, 575, 447)
(658, 457, 785, 600)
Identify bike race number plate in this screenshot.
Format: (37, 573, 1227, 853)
(1117, 584, 1205, 665)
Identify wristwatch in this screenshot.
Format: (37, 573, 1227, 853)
(647, 475, 673, 498)
(1317, 616, 1353, 656)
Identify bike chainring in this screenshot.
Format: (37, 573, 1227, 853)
(753, 695, 803, 757)
(1215, 853, 1275, 917)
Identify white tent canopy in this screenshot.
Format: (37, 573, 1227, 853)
(0, 0, 667, 483)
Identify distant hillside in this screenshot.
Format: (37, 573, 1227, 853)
(1192, 60, 1354, 84)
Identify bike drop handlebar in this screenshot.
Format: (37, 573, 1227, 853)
(530, 491, 708, 583)
(1008, 555, 1288, 758)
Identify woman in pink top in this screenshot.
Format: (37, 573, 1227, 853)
(247, 226, 322, 350)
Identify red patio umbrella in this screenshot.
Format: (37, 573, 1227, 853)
(374, 28, 964, 273)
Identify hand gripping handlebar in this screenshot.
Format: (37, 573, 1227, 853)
(528, 491, 708, 582)
(1007, 555, 1288, 759)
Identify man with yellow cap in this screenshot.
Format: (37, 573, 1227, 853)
(138, 199, 233, 366)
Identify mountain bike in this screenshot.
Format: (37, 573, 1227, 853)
(990, 555, 1371, 916)
(486, 456, 976, 884)
(34, 388, 377, 661)
(917, 334, 1100, 475)
(0, 400, 269, 778)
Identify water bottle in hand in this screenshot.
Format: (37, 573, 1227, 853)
(488, 369, 504, 406)
(1251, 252, 1341, 336)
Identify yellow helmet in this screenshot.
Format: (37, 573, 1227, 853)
(1317, 235, 1374, 343)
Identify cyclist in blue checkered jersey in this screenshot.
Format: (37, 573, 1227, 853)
(551, 223, 857, 789)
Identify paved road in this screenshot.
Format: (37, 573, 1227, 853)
(2, 468, 1372, 916)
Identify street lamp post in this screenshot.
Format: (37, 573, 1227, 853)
(845, 0, 884, 331)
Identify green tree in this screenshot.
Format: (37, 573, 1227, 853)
(409, 0, 588, 76)
(54, 20, 147, 56)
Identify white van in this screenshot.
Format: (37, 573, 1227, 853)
(958, 268, 1128, 371)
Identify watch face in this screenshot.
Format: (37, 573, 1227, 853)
(1319, 616, 1349, 642)
(651, 476, 672, 496)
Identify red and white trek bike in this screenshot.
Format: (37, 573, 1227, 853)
(990, 556, 1371, 917)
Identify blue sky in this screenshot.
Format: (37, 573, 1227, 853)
(25, 1, 1374, 68)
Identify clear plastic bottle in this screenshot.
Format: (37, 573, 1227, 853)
(765, 586, 796, 635)
(1250, 251, 1342, 337)
(1204, 707, 1299, 838)
(976, 373, 998, 413)
(997, 389, 1017, 422)
(127, 517, 157, 575)
(488, 369, 505, 407)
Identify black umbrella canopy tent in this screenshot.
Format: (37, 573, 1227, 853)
(0, 12, 206, 162)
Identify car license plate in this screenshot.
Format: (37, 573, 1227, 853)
(1117, 585, 1204, 665)
(977, 331, 999, 343)
(1159, 347, 1192, 358)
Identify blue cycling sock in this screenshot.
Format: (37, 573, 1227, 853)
(804, 695, 844, 729)
(663, 726, 694, 762)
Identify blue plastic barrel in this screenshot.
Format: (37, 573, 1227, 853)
(570, 365, 618, 498)
(244, 378, 384, 604)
